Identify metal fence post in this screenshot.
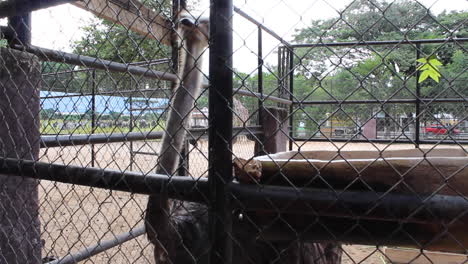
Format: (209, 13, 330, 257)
(178, 141, 189, 176)
(129, 94, 134, 171)
(260, 107, 289, 154)
(415, 43, 421, 148)
(209, 0, 233, 263)
(254, 26, 265, 156)
(257, 26, 264, 133)
(7, 13, 31, 47)
(288, 48, 294, 150)
(91, 69, 96, 167)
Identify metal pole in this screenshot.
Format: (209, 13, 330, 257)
(278, 47, 282, 93)
(289, 37, 468, 48)
(229, 183, 468, 224)
(40, 58, 171, 76)
(171, 0, 181, 86)
(257, 26, 264, 127)
(283, 48, 289, 100)
(91, 70, 96, 167)
(233, 6, 292, 48)
(209, 0, 233, 262)
(2, 157, 468, 227)
(296, 98, 468, 105)
(291, 136, 468, 145)
(0, 0, 78, 19)
(129, 95, 134, 171)
(40, 126, 263, 148)
(235, 89, 292, 105)
(0, 157, 208, 200)
(288, 48, 294, 151)
(256, 26, 264, 155)
(7, 13, 31, 47)
(13, 44, 179, 83)
(46, 226, 146, 264)
(2, 155, 468, 227)
(177, 142, 189, 176)
(415, 43, 421, 148)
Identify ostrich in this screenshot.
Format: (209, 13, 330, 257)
(145, 5, 210, 263)
(145, 3, 342, 263)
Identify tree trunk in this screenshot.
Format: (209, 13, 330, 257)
(0, 48, 42, 263)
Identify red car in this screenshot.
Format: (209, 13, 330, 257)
(424, 125, 460, 135)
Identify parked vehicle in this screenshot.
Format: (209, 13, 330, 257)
(424, 125, 460, 135)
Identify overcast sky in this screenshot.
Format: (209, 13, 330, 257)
(29, 0, 468, 73)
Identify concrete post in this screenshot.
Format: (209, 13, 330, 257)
(0, 47, 42, 263)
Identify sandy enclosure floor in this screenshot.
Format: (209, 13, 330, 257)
(38, 141, 468, 263)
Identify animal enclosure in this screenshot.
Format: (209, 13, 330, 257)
(0, 0, 467, 263)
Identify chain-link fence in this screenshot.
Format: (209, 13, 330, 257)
(0, 0, 467, 263)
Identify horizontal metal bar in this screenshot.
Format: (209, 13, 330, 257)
(42, 67, 96, 76)
(40, 88, 287, 104)
(295, 98, 468, 105)
(40, 90, 168, 99)
(292, 137, 468, 145)
(40, 126, 262, 148)
(421, 98, 468, 103)
(41, 131, 165, 148)
(128, 58, 171, 66)
(233, 6, 291, 48)
(244, 217, 444, 250)
(18, 46, 285, 104)
(132, 151, 158, 156)
(46, 225, 146, 264)
(41, 58, 171, 76)
(0, 0, 77, 19)
(40, 89, 286, 107)
(129, 107, 166, 111)
(29, 47, 284, 105)
(230, 183, 468, 224)
(40, 88, 288, 104)
(13, 45, 178, 83)
(40, 88, 171, 99)
(291, 37, 468, 48)
(235, 89, 293, 105)
(296, 99, 417, 105)
(2, 156, 466, 226)
(0, 157, 208, 200)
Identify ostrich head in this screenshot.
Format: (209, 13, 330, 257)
(178, 13, 209, 48)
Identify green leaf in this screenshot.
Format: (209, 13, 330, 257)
(418, 64, 431, 70)
(428, 59, 443, 66)
(417, 55, 443, 83)
(418, 70, 430, 83)
(416, 58, 427, 63)
(432, 70, 441, 78)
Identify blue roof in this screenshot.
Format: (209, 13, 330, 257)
(40, 91, 168, 115)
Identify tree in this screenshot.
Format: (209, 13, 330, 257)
(41, 61, 88, 93)
(73, 20, 171, 64)
(290, 0, 466, 131)
(70, 0, 174, 96)
(40, 108, 57, 120)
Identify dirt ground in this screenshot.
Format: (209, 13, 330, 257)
(38, 140, 467, 263)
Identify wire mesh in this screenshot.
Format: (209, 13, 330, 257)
(0, 0, 467, 263)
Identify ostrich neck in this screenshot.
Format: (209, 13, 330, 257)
(145, 29, 209, 262)
(180, 41, 205, 93)
(154, 39, 206, 176)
